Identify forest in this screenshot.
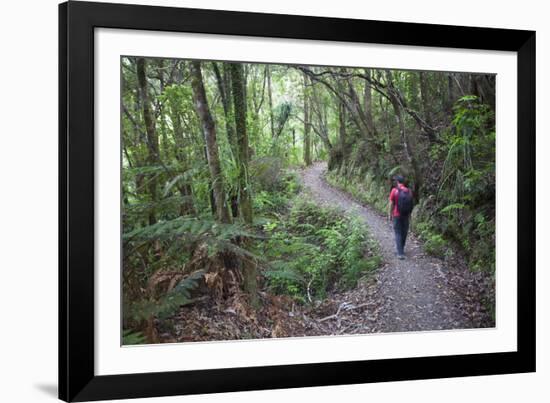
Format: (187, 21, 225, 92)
(121, 57, 496, 344)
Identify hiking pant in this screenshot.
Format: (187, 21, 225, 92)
(393, 215, 410, 256)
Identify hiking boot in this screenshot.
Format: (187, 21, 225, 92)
(398, 254, 405, 260)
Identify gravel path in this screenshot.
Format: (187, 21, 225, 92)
(300, 162, 492, 333)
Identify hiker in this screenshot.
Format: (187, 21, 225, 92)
(388, 175, 414, 259)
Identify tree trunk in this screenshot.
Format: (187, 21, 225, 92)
(136, 58, 159, 225)
(363, 69, 376, 136)
(229, 63, 253, 224)
(339, 100, 346, 148)
(212, 62, 237, 151)
(446, 74, 455, 111)
(212, 62, 240, 217)
(266, 65, 275, 139)
(229, 62, 259, 308)
(419, 72, 433, 127)
(156, 59, 169, 154)
(189, 61, 231, 223)
(170, 98, 195, 216)
(309, 80, 332, 152)
(302, 74, 312, 166)
(470, 74, 496, 110)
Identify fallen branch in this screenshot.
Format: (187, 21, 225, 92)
(188, 295, 210, 305)
(317, 302, 374, 322)
(337, 323, 357, 334)
(318, 304, 343, 323)
(306, 278, 313, 304)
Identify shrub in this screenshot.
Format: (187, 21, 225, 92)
(325, 171, 387, 214)
(260, 198, 381, 301)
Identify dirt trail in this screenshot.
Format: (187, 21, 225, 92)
(300, 162, 493, 334)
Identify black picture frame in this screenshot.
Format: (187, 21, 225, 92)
(59, 1, 536, 401)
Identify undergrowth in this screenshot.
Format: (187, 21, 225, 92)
(255, 177, 381, 302)
(326, 96, 495, 274)
(122, 162, 382, 343)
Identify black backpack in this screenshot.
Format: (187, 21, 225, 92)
(397, 187, 413, 216)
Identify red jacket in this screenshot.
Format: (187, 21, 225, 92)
(389, 184, 411, 218)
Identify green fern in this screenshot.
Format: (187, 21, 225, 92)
(264, 261, 306, 284)
(122, 329, 147, 345)
(123, 217, 259, 243)
(440, 203, 466, 214)
(126, 270, 205, 322)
